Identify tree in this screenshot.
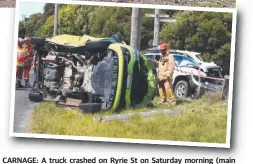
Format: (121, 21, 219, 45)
(160, 11, 232, 75)
(35, 5, 155, 49)
(24, 13, 43, 36)
(42, 3, 55, 23)
(25, 5, 232, 75)
(18, 21, 26, 38)
(36, 15, 54, 37)
(87, 6, 131, 42)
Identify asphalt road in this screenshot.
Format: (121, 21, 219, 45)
(13, 70, 39, 133)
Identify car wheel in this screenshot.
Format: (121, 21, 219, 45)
(29, 92, 43, 102)
(174, 80, 189, 99)
(79, 103, 102, 113)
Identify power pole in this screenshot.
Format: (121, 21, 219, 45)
(153, 9, 160, 46)
(145, 11, 176, 46)
(130, 8, 142, 50)
(53, 4, 59, 36)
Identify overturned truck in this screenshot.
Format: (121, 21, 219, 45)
(29, 34, 156, 113)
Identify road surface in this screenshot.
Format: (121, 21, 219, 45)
(13, 70, 38, 133)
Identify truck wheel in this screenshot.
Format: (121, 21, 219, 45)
(29, 92, 43, 102)
(79, 103, 102, 113)
(85, 40, 113, 52)
(174, 80, 189, 99)
(31, 37, 46, 46)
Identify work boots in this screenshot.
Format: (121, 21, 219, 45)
(25, 79, 29, 87)
(16, 80, 24, 88)
(158, 88, 177, 105)
(158, 88, 167, 103)
(166, 88, 177, 105)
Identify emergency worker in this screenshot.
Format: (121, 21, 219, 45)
(23, 36, 34, 87)
(156, 42, 177, 104)
(16, 38, 26, 88)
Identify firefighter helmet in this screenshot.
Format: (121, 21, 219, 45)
(159, 42, 169, 50)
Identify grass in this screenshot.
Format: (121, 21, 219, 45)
(30, 93, 228, 143)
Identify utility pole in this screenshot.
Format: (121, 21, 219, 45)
(145, 11, 177, 47)
(153, 9, 160, 46)
(130, 8, 142, 50)
(53, 4, 60, 36)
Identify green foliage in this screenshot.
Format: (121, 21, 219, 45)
(160, 11, 232, 75)
(31, 97, 227, 143)
(42, 3, 55, 23)
(18, 21, 26, 38)
(57, 5, 80, 35)
(18, 13, 43, 37)
(25, 13, 44, 36)
(88, 6, 132, 43)
(36, 15, 54, 37)
(37, 5, 155, 48)
(19, 5, 232, 75)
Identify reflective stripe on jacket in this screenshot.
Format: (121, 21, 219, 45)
(25, 44, 34, 56)
(17, 48, 25, 67)
(158, 53, 175, 81)
(24, 44, 34, 66)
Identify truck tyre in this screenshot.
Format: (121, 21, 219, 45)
(174, 80, 189, 99)
(31, 37, 46, 46)
(29, 92, 43, 102)
(79, 103, 102, 113)
(85, 40, 113, 52)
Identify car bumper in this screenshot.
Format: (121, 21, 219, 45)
(190, 75, 223, 93)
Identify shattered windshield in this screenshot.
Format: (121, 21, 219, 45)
(173, 55, 199, 68)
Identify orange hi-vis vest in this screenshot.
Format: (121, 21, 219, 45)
(24, 44, 34, 67)
(25, 44, 34, 56)
(17, 47, 25, 67)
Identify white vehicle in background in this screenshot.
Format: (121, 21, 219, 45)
(170, 49, 223, 76)
(170, 50, 203, 63)
(142, 47, 224, 99)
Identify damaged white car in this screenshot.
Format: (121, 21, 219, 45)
(142, 47, 224, 99)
